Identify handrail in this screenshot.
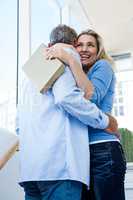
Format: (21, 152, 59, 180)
(0, 141, 19, 170)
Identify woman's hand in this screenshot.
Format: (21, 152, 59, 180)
(45, 43, 75, 65)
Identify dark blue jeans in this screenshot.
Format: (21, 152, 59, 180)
(20, 180, 82, 200)
(82, 141, 126, 200)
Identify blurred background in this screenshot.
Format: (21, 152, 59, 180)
(0, 0, 133, 199)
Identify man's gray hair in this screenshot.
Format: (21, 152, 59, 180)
(50, 24, 77, 45)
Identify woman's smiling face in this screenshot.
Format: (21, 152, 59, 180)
(76, 34, 98, 68)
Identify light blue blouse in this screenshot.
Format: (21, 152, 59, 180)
(88, 59, 118, 144)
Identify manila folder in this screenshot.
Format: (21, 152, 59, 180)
(22, 43, 65, 93)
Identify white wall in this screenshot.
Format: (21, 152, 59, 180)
(0, 153, 24, 200)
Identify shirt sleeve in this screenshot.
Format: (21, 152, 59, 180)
(89, 60, 114, 105)
(52, 66, 109, 129)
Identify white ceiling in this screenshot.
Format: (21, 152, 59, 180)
(78, 0, 133, 54)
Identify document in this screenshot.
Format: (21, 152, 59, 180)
(22, 43, 65, 93)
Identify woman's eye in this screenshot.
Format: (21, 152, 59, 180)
(88, 44, 95, 47)
(76, 44, 82, 47)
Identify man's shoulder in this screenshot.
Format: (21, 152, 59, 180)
(64, 47, 80, 62)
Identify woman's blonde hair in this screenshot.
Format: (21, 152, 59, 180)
(77, 29, 114, 65)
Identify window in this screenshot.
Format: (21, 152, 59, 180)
(0, 0, 17, 132)
(65, 1, 91, 33)
(118, 97, 123, 103)
(114, 106, 118, 117)
(119, 105, 124, 116)
(31, 0, 60, 52)
(113, 81, 125, 117)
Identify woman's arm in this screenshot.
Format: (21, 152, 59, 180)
(46, 43, 94, 99)
(68, 56, 94, 99)
(88, 60, 115, 105)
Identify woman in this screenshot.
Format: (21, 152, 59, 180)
(46, 29, 126, 200)
(75, 30, 126, 200)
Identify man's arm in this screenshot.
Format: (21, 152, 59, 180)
(105, 114, 120, 138)
(52, 66, 109, 129)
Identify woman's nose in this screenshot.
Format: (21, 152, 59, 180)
(82, 45, 88, 51)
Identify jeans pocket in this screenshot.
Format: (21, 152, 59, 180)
(91, 150, 112, 176)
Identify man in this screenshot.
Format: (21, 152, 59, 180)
(17, 24, 117, 200)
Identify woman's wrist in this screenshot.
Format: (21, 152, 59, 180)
(68, 56, 81, 69)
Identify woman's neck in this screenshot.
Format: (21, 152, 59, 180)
(82, 64, 92, 74)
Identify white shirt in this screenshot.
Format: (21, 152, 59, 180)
(17, 49, 108, 186)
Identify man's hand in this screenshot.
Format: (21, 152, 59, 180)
(105, 114, 120, 139)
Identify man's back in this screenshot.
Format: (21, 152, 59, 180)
(18, 75, 90, 185)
